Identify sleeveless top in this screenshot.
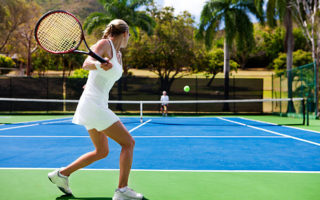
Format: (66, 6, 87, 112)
(82, 39, 123, 105)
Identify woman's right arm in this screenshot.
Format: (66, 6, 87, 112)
(82, 39, 113, 71)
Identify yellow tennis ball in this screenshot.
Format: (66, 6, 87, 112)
(184, 85, 190, 92)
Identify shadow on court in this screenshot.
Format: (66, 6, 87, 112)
(56, 195, 150, 200)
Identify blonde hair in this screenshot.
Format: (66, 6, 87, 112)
(102, 19, 129, 39)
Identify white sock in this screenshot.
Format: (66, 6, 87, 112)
(119, 186, 128, 192)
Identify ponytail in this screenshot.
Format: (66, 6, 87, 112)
(102, 19, 128, 39)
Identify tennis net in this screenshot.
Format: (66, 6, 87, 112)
(0, 97, 307, 125)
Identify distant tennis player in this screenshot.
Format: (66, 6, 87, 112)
(48, 19, 143, 200)
(160, 91, 169, 116)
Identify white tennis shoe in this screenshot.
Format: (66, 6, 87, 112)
(112, 186, 143, 200)
(48, 169, 72, 195)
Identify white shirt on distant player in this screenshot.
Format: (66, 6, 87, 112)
(160, 95, 169, 105)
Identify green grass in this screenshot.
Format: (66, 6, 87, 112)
(0, 170, 319, 200)
(243, 115, 320, 132)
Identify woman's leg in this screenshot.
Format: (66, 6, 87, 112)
(101, 121, 135, 188)
(60, 129, 109, 176)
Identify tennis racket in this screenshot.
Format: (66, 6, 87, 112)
(34, 10, 108, 63)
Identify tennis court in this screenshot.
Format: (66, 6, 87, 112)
(0, 115, 319, 200)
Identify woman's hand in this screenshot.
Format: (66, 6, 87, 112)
(100, 61, 113, 71)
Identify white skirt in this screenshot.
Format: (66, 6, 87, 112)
(72, 95, 119, 131)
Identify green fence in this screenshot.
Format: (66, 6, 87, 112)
(272, 62, 315, 116)
(0, 76, 263, 113)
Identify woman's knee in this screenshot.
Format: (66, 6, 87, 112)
(122, 137, 135, 149)
(94, 148, 109, 160)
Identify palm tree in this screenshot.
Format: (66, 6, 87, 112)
(258, 0, 295, 112)
(84, 0, 155, 37)
(197, 0, 263, 111)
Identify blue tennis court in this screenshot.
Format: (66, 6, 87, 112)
(1, 116, 320, 172)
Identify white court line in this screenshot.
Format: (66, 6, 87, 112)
(218, 117, 320, 147)
(6, 116, 72, 125)
(0, 135, 286, 138)
(239, 117, 320, 134)
(0, 117, 72, 131)
(0, 124, 40, 131)
(0, 167, 318, 173)
(133, 136, 285, 138)
(42, 119, 72, 125)
(0, 135, 89, 138)
(129, 119, 152, 133)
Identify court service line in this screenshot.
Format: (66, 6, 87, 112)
(218, 117, 320, 147)
(0, 117, 73, 131)
(42, 119, 72, 125)
(5, 117, 72, 125)
(0, 123, 40, 131)
(129, 119, 152, 133)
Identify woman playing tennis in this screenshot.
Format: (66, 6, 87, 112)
(48, 19, 143, 200)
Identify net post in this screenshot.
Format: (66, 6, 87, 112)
(306, 98, 310, 126)
(140, 101, 143, 123)
(302, 98, 305, 125)
(280, 75, 282, 115)
(271, 74, 274, 113)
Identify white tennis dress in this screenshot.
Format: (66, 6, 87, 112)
(72, 40, 122, 131)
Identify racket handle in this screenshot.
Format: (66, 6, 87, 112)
(89, 51, 108, 63)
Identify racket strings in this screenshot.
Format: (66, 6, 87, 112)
(36, 12, 82, 53)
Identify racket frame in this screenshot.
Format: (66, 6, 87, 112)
(34, 10, 107, 63)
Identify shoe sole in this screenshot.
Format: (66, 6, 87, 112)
(48, 176, 72, 195)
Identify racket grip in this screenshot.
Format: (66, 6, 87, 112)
(89, 51, 108, 63)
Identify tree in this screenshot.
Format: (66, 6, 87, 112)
(0, 55, 15, 75)
(0, 0, 43, 76)
(197, 0, 263, 110)
(0, 0, 31, 52)
(16, 1, 41, 76)
(272, 50, 313, 75)
(32, 49, 85, 77)
(291, 0, 320, 116)
(125, 7, 196, 92)
(259, 0, 296, 112)
(70, 68, 89, 78)
(84, 0, 155, 36)
(195, 48, 238, 86)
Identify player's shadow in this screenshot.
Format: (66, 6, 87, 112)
(56, 195, 112, 200)
(56, 194, 150, 200)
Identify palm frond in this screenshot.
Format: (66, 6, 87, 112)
(204, 19, 219, 49)
(233, 8, 254, 51)
(129, 0, 153, 10)
(83, 12, 112, 34)
(266, 0, 278, 27)
(276, 0, 287, 22)
(254, 0, 264, 16)
(242, 0, 265, 24)
(224, 12, 236, 47)
(132, 11, 156, 35)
